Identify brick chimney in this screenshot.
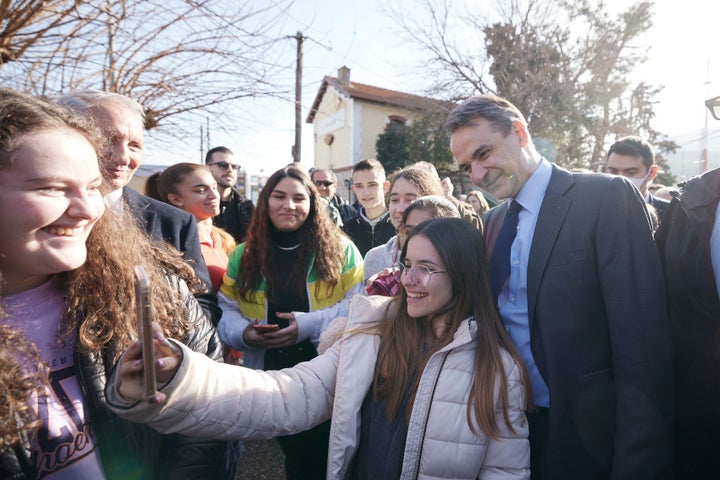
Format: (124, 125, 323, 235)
(337, 66, 350, 87)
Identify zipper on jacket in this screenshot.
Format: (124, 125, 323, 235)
(410, 351, 449, 479)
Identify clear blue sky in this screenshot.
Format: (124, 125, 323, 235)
(143, 0, 720, 177)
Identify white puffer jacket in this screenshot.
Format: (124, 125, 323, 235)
(107, 295, 529, 480)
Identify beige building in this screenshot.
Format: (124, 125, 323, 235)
(306, 66, 443, 199)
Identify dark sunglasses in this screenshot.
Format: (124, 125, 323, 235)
(314, 180, 334, 187)
(209, 161, 240, 171)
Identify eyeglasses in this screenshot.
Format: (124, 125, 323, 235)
(208, 161, 240, 171)
(314, 180, 334, 187)
(706, 96, 720, 121)
(393, 261, 447, 285)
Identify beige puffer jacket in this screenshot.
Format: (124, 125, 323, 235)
(107, 295, 529, 479)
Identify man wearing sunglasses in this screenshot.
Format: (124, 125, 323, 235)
(310, 168, 358, 225)
(655, 97, 720, 478)
(205, 146, 254, 243)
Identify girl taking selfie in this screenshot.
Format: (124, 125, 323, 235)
(108, 218, 531, 479)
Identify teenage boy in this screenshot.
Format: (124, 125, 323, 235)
(342, 159, 394, 256)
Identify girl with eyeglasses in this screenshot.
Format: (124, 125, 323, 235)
(106, 218, 531, 479)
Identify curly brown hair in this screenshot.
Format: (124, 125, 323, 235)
(63, 209, 200, 356)
(0, 321, 48, 449)
(238, 165, 344, 301)
(0, 210, 201, 449)
(0, 88, 104, 172)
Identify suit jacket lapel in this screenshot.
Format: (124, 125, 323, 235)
(527, 166, 573, 327)
(123, 186, 158, 233)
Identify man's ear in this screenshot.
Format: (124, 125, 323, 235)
(167, 193, 183, 208)
(382, 180, 390, 193)
(512, 120, 530, 147)
(648, 164, 659, 181)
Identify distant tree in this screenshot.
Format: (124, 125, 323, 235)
(387, 0, 676, 177)
(376, 111, 454, 173)
(376, 120, 410, 172)
(0, 0, 292, 138)
(0, 1, 86, 67)
(405, 113, 455, 168)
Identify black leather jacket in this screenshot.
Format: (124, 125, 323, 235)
(213, 188, 254, 244)
(0, 278, 231, 480)
(655, 167, 720, 477)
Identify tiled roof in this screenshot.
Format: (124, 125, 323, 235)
(306, 76, 445, 123)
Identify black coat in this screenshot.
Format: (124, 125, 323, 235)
(342, 211, 395, 257)
(655, 167, 720, 478)
(213, 188, 254, 244)
(123, 187, 221, 325)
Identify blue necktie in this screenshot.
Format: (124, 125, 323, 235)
(489, 200, 522, 301)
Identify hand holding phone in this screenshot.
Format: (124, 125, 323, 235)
(135, 266, 158, 402)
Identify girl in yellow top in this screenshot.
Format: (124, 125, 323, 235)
(217, 165, 362, 479)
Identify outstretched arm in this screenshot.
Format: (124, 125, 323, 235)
(106, 330, 339, 441)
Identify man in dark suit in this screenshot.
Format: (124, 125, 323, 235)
(447, 95, 673, 480)
(605, 136, 670, 226)
(58, 91, 221, 325)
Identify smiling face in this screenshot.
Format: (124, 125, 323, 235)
(268, 177, 311, 232)
(0, 127, 105, 294)
(401, 234, 452, 321)
(167, 169, 220, 221)
(388, 177, 421, 227)
(89, 100, 144, 191)
(450, 118, 538, 200)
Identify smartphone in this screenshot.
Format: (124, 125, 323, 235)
(134, 265, 158, 402)
(269, 311, 289, 329)
(252, 323, 280, 332)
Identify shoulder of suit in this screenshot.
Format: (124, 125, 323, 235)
(141, 191, 195, 222)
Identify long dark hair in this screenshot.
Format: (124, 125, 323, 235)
(373, 218, 530, 437)
(237, 165, 344, 301)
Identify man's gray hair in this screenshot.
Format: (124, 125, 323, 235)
(56, 90, 146, 124)
(311, 168, 337, 183)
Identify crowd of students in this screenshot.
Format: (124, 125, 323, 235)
(1, 85, 719, 480)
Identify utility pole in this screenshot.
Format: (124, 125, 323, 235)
(200, 125, 204, 163)
(293, 31, 303, 163)
(104, 0, 118, 91)
(206, 117, 211, 150)
(702, 58, 711, 173)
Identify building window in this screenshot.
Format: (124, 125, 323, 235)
(386, 115, 407, 129)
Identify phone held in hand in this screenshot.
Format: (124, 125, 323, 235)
(134, 265, 158, 402)
(269, 311, 289, 329)
(252, 323, 280, 332)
